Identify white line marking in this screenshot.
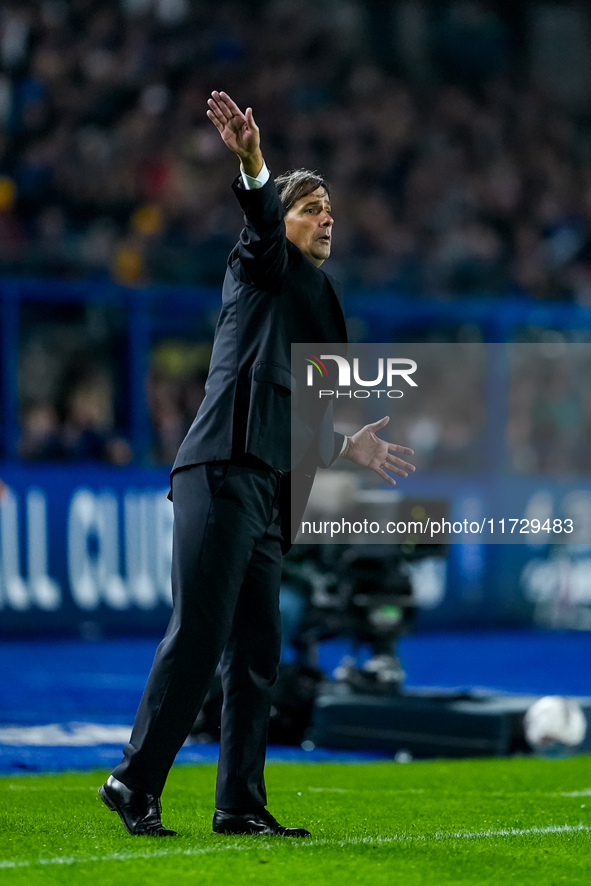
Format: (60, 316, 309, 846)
(0, 844, 249, 870)
(560, 789, 591, 797)
(415, 823, 591, 842)
(0, 723, 132, 747)
(1, 823, 589, 870)
(305, 787, 424, 795)
(4, 785, 96, 792)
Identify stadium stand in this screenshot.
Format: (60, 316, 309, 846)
(0, 0, 590, 300)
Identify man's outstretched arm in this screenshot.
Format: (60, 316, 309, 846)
(207, 90, 287, 288)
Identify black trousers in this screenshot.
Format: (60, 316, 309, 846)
(112, 460, 284, 809)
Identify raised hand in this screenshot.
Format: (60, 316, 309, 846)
(341, 416, 415, 486)
(206, 91, 263, 177)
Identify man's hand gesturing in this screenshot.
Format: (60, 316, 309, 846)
(341, 416, 415, 486)
(206, 91, 263, 178)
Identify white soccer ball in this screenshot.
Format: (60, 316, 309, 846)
(524, 696, 587, 749)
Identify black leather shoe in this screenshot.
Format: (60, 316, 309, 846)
(212, 808, 311, 837)
(99, 775, 177, 836)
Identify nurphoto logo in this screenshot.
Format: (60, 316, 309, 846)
(305, 354, 418, 399)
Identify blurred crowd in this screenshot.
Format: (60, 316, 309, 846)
(17, 301, 133, 463)
(1, 0, 591, 301)
(3, 0, 591, 468)
(329, 340, 591, 478)
(17, 301, 210, 465)
(17, 297, 591, 473)
(506, 344, 591, 476)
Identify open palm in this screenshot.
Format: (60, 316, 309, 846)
(207, 91, 260, 159)
(342, 416, 415, 486)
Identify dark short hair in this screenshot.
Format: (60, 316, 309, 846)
(274, 169, 330, 213)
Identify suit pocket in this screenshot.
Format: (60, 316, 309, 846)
(204, 462, 230, 498)
(252, 362, 296, 391)
(245, 363, 294, 469)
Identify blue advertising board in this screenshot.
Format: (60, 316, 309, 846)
(1, 464, 591, 636)
(0, 465, 172, 636)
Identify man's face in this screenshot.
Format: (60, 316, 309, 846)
(284, 186, 333, 267)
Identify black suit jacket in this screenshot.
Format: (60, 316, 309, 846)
(171, 173, 347, 547)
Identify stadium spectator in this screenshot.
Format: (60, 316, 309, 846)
(18, 401, 63, 460)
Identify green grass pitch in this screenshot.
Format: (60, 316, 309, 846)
(1, 756, 590, 885)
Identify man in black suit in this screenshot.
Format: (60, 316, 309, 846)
(100, 91, 414, 838)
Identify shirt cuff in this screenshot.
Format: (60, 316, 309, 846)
(241, 161, 270, 190)
(339, 435, 349, 456)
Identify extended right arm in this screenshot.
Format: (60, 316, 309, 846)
(207, 91, 287, 288)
